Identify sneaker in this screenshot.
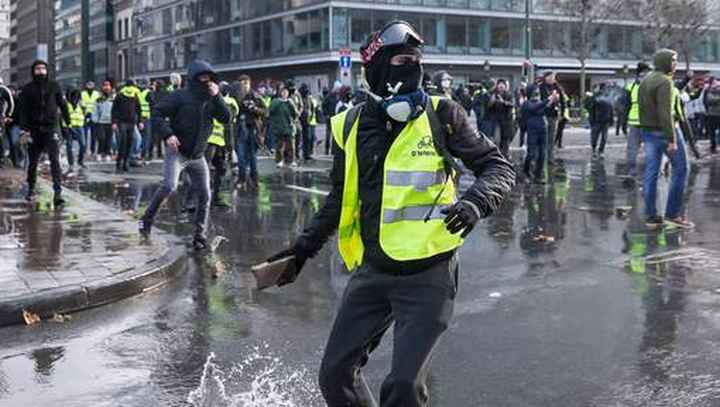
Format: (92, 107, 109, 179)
(79, 163, 87, 169)
(645, 216, 664, 230)
(276, 161, 285, 168)
(139, 218, 152, 239)
(290, 161, 299, 168)
(192, 236, 209, 251)
(665, 216, 695, 230)
(53, 193, 66, 207)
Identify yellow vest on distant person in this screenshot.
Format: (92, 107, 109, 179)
(67, 102, 84, 128)
(80, 90, 100, 114)
(209, 95, 239, 147)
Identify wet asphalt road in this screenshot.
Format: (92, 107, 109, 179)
(2, 143, 720, 407)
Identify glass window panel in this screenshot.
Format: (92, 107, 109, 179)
(446, 16, 466, 53)
(350, 9, 371, 45)
(333, 7, 349, 48)
(423, 16, 438, 47)
(469, 17, 487, 50)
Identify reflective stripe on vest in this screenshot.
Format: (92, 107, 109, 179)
(627, 82, 640, 127)
(81, 90, 100, 114)
(67, 102, 84, 128)
(139, 89, 151, 120)
(332, 96, 463, 269)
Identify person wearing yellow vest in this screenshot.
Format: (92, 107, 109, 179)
(111, 79, 143, 172)
(206, 82, 239, 206)
(138, 81, 153, 163)
(624, 62, 651, 181)
(63, 88, 87, 170)
(81, 81, 101, 156)
(264, 21, 516, 406)
(299, 83, 319, 160)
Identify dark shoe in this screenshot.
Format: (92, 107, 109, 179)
(116, 161, 122, 170)
(665, 216, 695, 230)
(139, 218, 152, 239)
(192, 236, 209, 251)
(122, 162, 129, 172)
(53, 193, 66, 207)
(79, 163, 87, 169)
(645, 216, 664, 230)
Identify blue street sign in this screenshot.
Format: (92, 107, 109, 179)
(339, 55, 351, 69)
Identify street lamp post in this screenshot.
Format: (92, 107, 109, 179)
(524, 0, 533, 81)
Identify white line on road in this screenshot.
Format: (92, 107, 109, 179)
(285, 185, 330, 196)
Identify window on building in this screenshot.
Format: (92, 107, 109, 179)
(469, 17, 487, 51)
(422, 16, 438, 48)
(446, 16, 467, 53)
(490, 18, 523, 55)
(333, 7, 349, 48)
(124, 18, 129, 38)
(469, 0, 491, 8)
(350, 9, 371, 46)
(117, 20, 122, 40)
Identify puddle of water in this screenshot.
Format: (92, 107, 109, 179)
(187, 345, 323, 407)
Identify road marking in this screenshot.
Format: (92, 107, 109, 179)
(285, 185, 330, 196)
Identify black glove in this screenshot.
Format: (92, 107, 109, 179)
(265, 236, 316, 287)
(440, 200, 481, 238)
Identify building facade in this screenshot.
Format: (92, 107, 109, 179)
(10, 0, 54, 85)
(110, 0, 133, 82)
(0, 0, 10, 83)
(54, 0, 112, 89)
(130, 0, 720, 95)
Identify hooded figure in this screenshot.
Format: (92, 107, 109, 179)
(638, 49, 678, 143)
(17, 59, 71, 204)
(140, 59, 231, 250)
(431, 70, 454, 98)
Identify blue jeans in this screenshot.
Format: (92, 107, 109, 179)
(142, 150, 211, 239)
(626, 125, 642, 177)
(641, 128, 688, 219)
(65, 127, 86, 166)
(132, 125, 142, 160)
(524, 128, 547, 179)
(236, 123, 258, 181)
(590, 123, 609, 153)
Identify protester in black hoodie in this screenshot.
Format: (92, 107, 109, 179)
(112, 79, 143, 172)
(17, 60, 70, 205)
(139, 60, 230, 250)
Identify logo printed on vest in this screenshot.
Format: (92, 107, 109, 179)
(411, 135, 436, 157)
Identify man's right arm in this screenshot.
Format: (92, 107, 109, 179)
(151, 91, 179, 140)
(294, 141, 345, 256)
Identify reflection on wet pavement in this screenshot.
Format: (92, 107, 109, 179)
(1, 154, 720, 406)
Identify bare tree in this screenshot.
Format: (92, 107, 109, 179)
(545, 0, 624, 99)
(639, 0, 719, 71)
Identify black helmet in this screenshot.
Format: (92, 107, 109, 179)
(360, 20, 424, 65)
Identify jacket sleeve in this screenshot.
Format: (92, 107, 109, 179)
(135, 96, 142, 123)
(209, 94, 231, 124)
(56, 86, 71, 127)
(17, 87, 29, 130)
(151, 91, 180, 140)
(657, 80, 675, 143)
(111, 96, 119, 124)
(437, 99, 516, 218)
(296, 140, 345, 256)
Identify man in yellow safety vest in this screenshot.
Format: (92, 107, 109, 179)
(81, 80, 101, 155)
(138, 80, 153, 163)
(266, 20, 516, 406)
(624, 62, 651, 182)
(64, 88, 87, 171)
(206, 82, 239, 206)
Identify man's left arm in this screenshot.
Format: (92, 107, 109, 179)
(437, 99, 516, 218)
(209, 94, 231, 124)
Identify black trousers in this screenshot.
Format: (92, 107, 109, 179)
(27, 132, 62, 194)
(116, 122, 135, 165)
(319, 256, 457, 407)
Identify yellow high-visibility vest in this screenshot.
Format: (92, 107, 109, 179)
(80, 90, 100, 115)
(331, 96, 463, 270)
(67, 102, 85, 128)
(209, 95, 239, 147)
(626, 82, 641, 127)
(139, 89, 151, 120)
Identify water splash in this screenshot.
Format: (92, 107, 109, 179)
(187, 344, 324, 407)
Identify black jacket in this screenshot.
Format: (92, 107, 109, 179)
(112, 86, 142, 124)
(17, 77, 70, 135)
(487, 90, 514, 122)
(298, 98, 516, 273)
(539, 83, 564, 118)
(151, 60, 230, 159)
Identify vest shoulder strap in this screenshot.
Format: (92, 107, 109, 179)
(425, 96, 464, 180)
(342, 102, 365, 144)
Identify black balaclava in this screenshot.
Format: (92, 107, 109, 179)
(365, 44, 423, 98)
(31, 60, 48, 83)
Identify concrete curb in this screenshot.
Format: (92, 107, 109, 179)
(0, 173, 187, 326)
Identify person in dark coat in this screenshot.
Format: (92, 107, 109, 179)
(587, 83, 614, 156)
(520, 84, 557, 182)
(17, 59, 71, 205)
(139, 60, 230, 250)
